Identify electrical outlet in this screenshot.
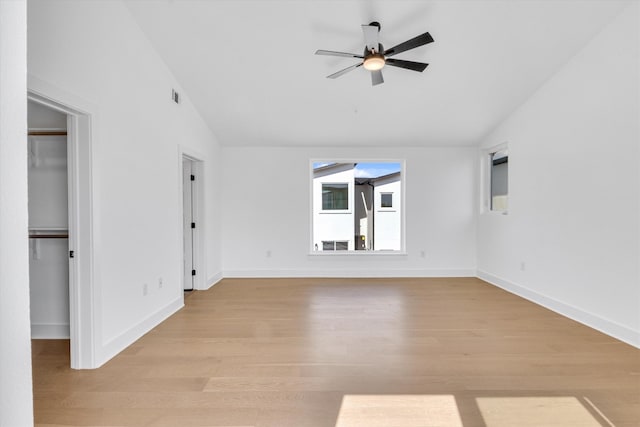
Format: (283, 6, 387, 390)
(158, 277, 163, 289)
(266, 250, 272, 258)
(143, 283, 148, 296)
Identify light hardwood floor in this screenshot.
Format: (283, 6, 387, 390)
(32, 278, 640, 426)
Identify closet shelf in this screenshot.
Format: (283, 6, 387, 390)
(28, 228, 69, 239)
(28, 131, 67, 136)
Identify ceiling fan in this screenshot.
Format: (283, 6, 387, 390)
(315, 22, 434, 86)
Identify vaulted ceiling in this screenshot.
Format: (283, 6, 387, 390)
(124, 0, 629, 147)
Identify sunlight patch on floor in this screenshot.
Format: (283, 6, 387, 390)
(476, 396, 602, 426)
(335, 394, 463, 427)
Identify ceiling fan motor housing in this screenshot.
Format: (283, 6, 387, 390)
(364, 44, 385, 56)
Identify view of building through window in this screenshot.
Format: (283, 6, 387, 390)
(312, 162, 403, 252)
(490, 149, 508, 212)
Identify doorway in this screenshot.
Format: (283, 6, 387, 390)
(27, 88, 94, 369)
(182, 154, 204, 291)
(183, 157, 195, 291)
(27, 101, 70, 340)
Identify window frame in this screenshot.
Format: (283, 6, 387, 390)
(482, 143, 509, 215)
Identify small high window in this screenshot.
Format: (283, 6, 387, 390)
(490, 149, 508, 212)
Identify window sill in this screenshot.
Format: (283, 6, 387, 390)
(482, 210, 509, 216)
(308, 251, 407, 256)
(319, 210, 352, 214)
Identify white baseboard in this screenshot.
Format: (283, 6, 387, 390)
(204, 272, 223, 290)
(477, 270, 640, 348)
(31, 323, 70, 339)
(223, 269, 476, 278)
(97, 297, 184, 367)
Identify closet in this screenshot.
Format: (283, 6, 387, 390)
(28, 100, 70, 339)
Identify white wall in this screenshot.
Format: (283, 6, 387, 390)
(477, 4, 640, 347)
(0, 0, 34, 424)
(28, 0, 222, 366)
(27, 135, 68, 228)
(222, 147, 477, 277)
(374, 177, 402, 251)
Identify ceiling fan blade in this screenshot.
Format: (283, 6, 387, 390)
(371, 70, 384, 86)
(327, 62, 363, 79)
(362, 24, 380, 52)
(384, 32, 434, 57)
(385, 58, 429, 72)
(315, 49, 364, 59)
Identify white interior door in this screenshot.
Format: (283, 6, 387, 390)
(183, 158, 194, 290)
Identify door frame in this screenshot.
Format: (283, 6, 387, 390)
(179, 148, 205, 291)
(182, 157, 195, 291)
(28, 77, 97, 369)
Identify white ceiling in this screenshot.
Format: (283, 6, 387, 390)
(124, 0, 629, 147)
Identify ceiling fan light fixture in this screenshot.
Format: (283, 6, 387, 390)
(363, 53, 385, 71)
(316, 22, 433, 85)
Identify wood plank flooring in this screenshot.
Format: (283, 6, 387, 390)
(32, 278, 640, 426)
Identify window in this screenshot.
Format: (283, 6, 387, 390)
(322, 183, 348, 210)
(312, 161, 404, 252)
(489, 148, 508, 212)
(381, 193, 393, 208)
(323, 240, 349, 251)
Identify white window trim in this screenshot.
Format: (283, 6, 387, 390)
(310, 250, 408, 257)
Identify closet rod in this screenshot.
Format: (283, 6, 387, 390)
(29, 234, 69, 239)
(28, 131, 67, 136)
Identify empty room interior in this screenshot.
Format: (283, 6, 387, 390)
(1, 0, 639, 426)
